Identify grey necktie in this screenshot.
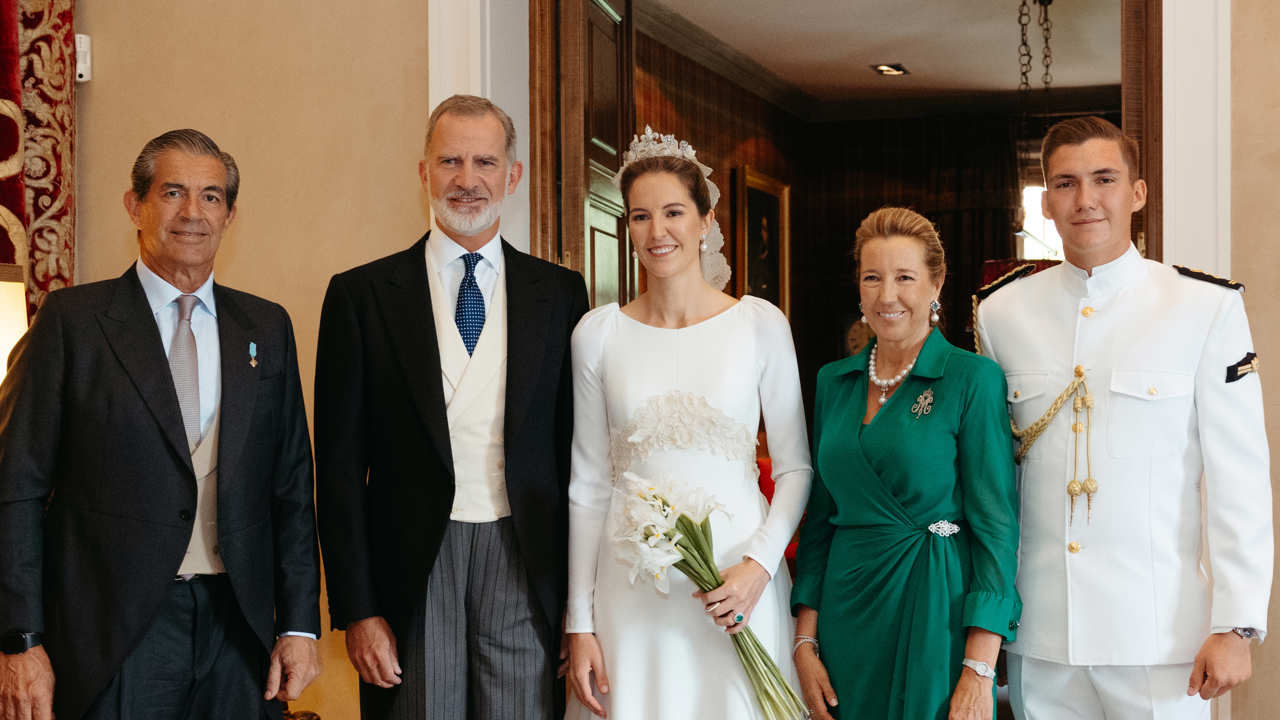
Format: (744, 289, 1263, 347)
(170, 294, 201, 450)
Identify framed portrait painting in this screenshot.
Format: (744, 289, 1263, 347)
(733, 167, 790, 316)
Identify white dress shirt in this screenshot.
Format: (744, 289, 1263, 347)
(136, 259, 220, 439)
(426, 219, 504, 314)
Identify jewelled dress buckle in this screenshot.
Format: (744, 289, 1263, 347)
(928, 520, 960, 537)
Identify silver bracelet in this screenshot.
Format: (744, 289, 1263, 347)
(793, 635, 819, 655)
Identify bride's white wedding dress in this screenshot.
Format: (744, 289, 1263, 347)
(565, 297, 812, 720)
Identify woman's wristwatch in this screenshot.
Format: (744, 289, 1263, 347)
(961, 658, 996, 680)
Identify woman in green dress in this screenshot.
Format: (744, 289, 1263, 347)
(791, 207, 1020, 720)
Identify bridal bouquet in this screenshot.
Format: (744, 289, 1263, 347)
(613, 471, 807, 720)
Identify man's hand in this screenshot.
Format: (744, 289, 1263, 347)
(346, 616, 402, 689)
(265, 635, 321, 702)
(0, 645, 54, 720)
(1187, 632, 1253, 700)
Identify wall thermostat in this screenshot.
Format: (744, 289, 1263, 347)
(75, 34, 91, 82)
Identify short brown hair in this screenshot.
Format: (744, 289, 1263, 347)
(619, 155, 713, 217)
(131, 129, 240, 210)
(1041, 116, 1139, 183)
(854, 206, 946, 284)
(424, 94, 517, 164)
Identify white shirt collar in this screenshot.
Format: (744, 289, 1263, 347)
(427, 218, 505, 274)
(1062, 243, 1146, 298)
(135, 258, 218, 317)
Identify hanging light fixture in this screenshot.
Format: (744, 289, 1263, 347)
(1018, 0, 1054, 91)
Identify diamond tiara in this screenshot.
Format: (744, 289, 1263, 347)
(620, 126, 702, 170)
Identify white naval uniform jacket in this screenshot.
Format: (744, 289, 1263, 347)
(975, 245, 1271, 666)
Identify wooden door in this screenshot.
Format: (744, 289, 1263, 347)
(531, 0, 635, 307)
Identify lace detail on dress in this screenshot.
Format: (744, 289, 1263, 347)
(610, 391, 756, 476)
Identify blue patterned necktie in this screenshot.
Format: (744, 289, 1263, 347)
(455, 252, 485, 355)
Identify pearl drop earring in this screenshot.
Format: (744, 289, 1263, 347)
(700, 233, 707, 252)
(930, 299, 941, 324)
(632, 250, 638, 259)
(859, 302, 868, 324)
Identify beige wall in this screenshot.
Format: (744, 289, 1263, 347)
(75, 2, 431, 716)
(1230, 0, 1280, 717)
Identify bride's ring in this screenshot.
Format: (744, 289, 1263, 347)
(733, 613, 745, 624)
(706, 601, 721, 614)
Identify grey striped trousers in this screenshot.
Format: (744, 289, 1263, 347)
(361, 518, 554, 720)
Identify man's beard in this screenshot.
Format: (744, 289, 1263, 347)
(431, 189, 504, 237)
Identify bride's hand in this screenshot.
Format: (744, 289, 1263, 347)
(694, 557, 771, 634)
(567, 632, 610, 718)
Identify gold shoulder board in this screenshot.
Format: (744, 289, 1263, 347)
(1173, 265, 1245, 292)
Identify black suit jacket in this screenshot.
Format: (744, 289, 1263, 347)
(0, 267, 320, 720)
(314, 233, 588, 643)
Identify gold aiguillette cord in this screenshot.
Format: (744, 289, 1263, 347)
(1011, 366, 1097, 525)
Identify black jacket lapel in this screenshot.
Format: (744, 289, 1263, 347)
(376, 233, 453, 477)
(97, 267, 194, 476)
(502, 241, 551, 442)
(213, 287, 257, 482)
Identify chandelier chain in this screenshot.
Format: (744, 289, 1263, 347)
(1018, 0, 1032, 92)
(1040, 1, 1054, 89)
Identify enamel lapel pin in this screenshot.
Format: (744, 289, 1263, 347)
(249, 341, 258, 368)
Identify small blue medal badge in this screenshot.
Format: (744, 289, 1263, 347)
(249, 341, 258, 368)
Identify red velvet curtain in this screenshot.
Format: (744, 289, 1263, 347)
(19, 0, 75, 316)
(0, 0, 73, 318)
(0, 0, 25, 269)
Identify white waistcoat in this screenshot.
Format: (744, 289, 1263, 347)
(975, 247, 1271, 666)
(425, 249, 511, 522)
(178, 409, 227, 575)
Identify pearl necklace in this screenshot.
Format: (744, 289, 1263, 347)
(868, 344, 916, 405)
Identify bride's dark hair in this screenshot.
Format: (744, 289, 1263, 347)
(619, 155, 712, 217)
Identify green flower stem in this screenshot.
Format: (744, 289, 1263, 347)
(667, 513, 805, 720)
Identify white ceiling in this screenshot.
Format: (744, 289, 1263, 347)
(647, 0, 1122, 100)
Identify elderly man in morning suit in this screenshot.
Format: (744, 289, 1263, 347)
(315, 95, 589, 719)
(975, 116, 1271, 719)
(0, 129, 321, 720)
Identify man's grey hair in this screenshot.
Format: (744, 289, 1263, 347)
(423, 94, 518, 165)
(131, 129, 240, 210)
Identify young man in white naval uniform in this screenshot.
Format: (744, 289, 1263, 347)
(975, 116, 1272, 719)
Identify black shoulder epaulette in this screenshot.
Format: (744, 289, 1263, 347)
(975, 263, 1037, 301)
(1173, 265, 1244, 292)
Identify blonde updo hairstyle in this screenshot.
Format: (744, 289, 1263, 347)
(853, 206, 947, 285)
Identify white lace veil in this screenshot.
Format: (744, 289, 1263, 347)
(612, 127, 731, 291)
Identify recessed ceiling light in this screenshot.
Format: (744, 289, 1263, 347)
(872, 63, 909, 76)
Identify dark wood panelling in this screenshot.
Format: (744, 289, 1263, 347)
(529, 0, 558, 262)
(634, 32, 801, 291)
(1122, 0, 1161, 260)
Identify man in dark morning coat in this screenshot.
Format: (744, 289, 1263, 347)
(0, 130, 321, 720)
(315, 95, 588, 719)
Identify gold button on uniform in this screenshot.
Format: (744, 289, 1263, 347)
(1068, 541, 1081, 553)
(1074, 365, 1085, 378)
(1147, 387, 1158, 396)
(1013, 390, 1021, 399)
(1081, 306, 1094, 317)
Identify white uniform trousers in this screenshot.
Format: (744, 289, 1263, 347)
(1009, 654, 1210, 720)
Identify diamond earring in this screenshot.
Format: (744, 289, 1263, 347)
(930, 299, 941, 324)
(859, 302, 868, 324)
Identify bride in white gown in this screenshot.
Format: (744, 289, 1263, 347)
(564, 129, 812, 720)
